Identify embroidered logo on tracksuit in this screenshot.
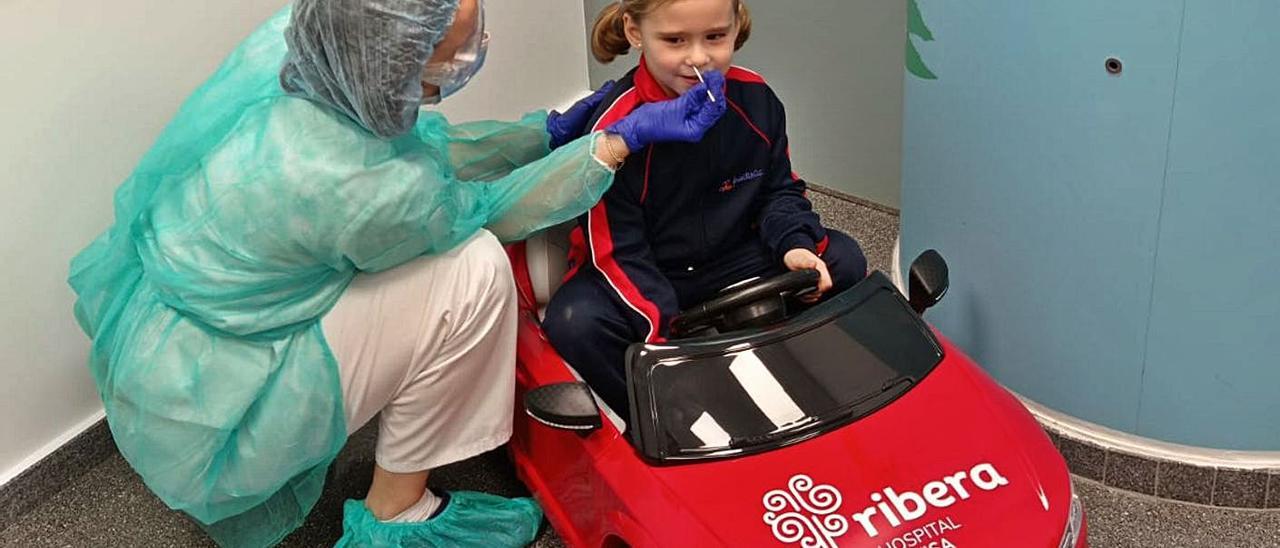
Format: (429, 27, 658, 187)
(719, 168, 765, 193)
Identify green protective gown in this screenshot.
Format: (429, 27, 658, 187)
(67, 7, 612, 547)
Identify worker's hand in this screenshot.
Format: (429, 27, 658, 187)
(547, 81, 615, 150)
(784, 248, 832, 303)
(606, 69, 726, 152)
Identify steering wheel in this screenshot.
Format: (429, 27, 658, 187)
(670, 269, 820, 337)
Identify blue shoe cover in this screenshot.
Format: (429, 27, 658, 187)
(334, 491, 543, 547)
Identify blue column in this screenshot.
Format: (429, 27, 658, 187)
(901, 0, 1279, 450)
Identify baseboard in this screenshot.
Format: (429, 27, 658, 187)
(1020, 395, 1280, 509)
(0, 410, 106, 489)
(0, 414, 115, 532)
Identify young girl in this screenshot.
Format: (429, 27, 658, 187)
(544, 0, 868, 418)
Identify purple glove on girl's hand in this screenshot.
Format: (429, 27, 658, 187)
(607, 69, 728, 152)
(546, 81, 615, 150)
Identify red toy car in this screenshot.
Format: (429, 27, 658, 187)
(505, 232, 1087, 548)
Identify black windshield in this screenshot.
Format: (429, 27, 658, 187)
(627, 273, 944, 461)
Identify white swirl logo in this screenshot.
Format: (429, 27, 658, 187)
(762, 474, 849, 547)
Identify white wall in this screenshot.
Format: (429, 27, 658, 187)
(0, 0, 588, 486)
(439, 1, 591, 121)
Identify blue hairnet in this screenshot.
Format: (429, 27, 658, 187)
(281, 0, 462, 137)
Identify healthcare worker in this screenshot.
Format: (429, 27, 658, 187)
(66, 0, 727, 545)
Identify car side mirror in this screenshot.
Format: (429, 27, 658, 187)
(908, 249, 949, 315)
(524, 382, 602, 432)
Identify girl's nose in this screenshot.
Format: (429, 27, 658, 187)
(687, 49, 710, 69)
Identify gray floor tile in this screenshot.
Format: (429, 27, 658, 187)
(1059, 436, 1108, 481)
(1156, 460, 1215, 506)
(1105, 452, 1158, 496)
(1214, 469, 1269, 509)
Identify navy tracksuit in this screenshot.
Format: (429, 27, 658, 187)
(543, 62, 867, 418)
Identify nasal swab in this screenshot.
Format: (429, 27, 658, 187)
(692, 66, 716, 103)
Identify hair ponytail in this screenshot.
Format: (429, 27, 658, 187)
(591, 3, 631, 63)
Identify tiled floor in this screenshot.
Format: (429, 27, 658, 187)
(5, 433, 1280, 547)
(3, 196, 1278, 547)
(1077, 476, 1280, 547)
(0, 425, 563, 548)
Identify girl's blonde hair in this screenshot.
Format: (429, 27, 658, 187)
(591, 0, 752, 64)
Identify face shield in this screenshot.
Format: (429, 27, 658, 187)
(421, 0, 490, 104)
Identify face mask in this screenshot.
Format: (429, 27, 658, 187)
(421, 0, 490, 105)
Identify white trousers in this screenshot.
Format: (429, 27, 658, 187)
(321, 230, 518, 474)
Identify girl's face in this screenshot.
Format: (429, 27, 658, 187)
(624, 0, 739, 97)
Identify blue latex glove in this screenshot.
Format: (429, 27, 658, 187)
(607, 69, 728, 152)
(547, 81, 616, 149)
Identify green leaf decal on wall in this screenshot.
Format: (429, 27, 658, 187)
(907, 0, 937, 80)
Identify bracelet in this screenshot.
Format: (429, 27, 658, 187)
(603, 135, 626, 168)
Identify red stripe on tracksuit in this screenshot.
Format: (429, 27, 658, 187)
(585, 202, 664, 342)
(565, 87, 665, 342)
(727, 66, 767, 85)
(727, 99, 772, 147)
(728, 67, 804, 185)
(564, 88, 639, 282)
